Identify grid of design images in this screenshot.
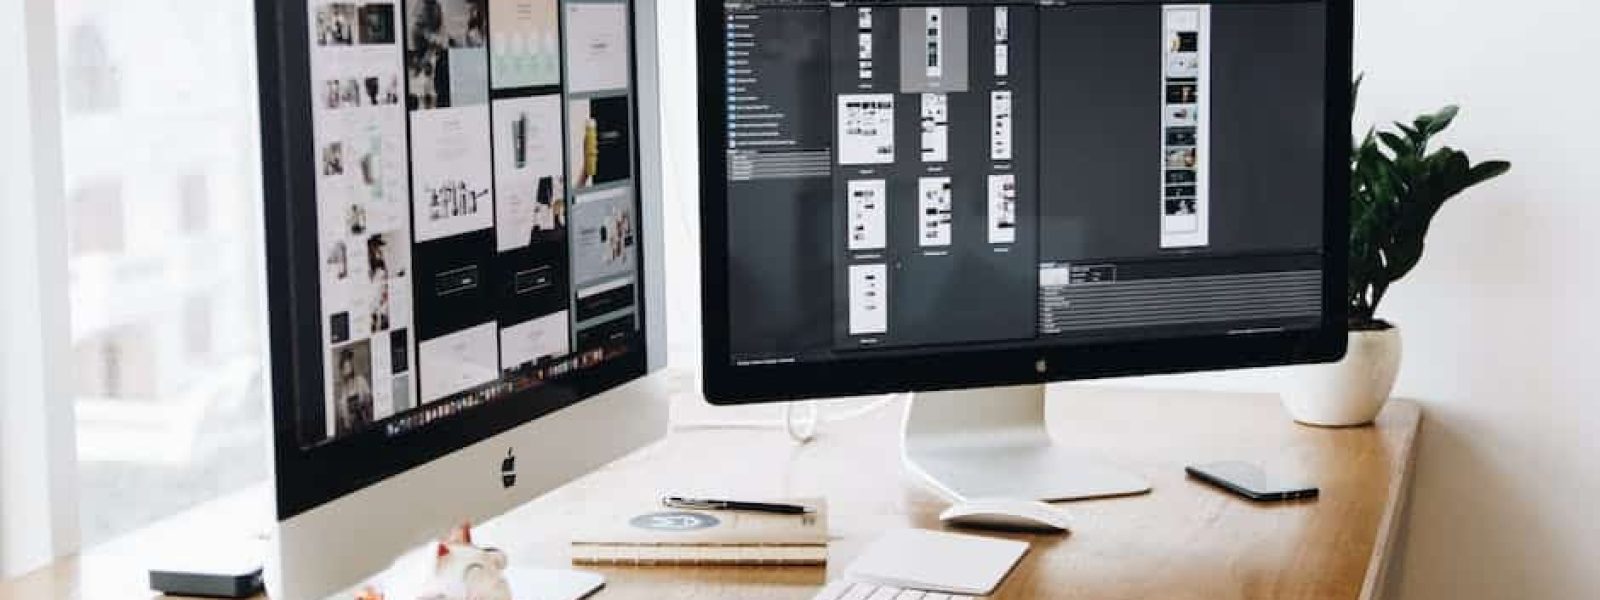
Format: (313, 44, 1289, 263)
(304, 0, 637, 446)
(1160, 5, 1210, 249)
(839, 7, 1019, 341)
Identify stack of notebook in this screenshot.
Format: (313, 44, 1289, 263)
(569, 498, 828, 566)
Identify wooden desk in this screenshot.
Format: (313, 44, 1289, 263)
(0, 387, 1421, 600)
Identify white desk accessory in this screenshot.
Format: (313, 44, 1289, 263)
(845, 529, 1029, 596)
(938, 498, 1074, 533)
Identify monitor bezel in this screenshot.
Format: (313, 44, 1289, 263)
(258, 0, 654, 519)
(697, 0, 1353, 404)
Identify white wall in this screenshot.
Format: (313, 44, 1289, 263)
(655, 1, 1599, 596)
(1346, 1, 1596, 596)
(1123, 1, 1600, 597)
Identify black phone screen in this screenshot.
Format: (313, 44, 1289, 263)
(1186, 461, 1320, 501)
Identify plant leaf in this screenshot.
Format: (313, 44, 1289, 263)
(1351, 73, 1364, 117)
(1466, 160, 1512, 187)
(1420, 105, 1459, 136)
(1377, 132, 1412, 158)
(1349, 99, 1512, 319)
(1397, 123, 1425, 145)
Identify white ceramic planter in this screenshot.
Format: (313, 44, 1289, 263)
(1282, 326, 1402, 427)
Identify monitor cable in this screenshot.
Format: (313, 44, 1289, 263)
(672, 394, 906, 445)
(784, 401, 819, 443)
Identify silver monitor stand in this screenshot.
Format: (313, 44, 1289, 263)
(901, 384, 1152, 501)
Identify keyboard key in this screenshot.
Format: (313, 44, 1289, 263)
(839, 582, 878, 600)
(813, 580, 854, 600)
(811, 581, 976, 600)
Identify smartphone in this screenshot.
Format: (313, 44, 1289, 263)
(1186, 461, 1319, 502)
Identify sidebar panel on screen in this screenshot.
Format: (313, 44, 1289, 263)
(724, 2, 836, 362)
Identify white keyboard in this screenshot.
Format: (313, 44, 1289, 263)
(811, 580, 981, 600)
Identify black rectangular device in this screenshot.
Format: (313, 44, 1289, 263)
(149, 567, 265, 599)
(1186, 461, 1321, 502)
(697, 0, 1353, 403)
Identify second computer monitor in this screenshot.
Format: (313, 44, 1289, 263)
(700, 0, 1351, 402)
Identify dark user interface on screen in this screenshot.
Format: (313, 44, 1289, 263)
(719, 1, 1328, 365)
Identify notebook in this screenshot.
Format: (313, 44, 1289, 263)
(569, 498, 828, 566)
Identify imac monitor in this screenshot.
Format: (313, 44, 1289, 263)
(255, 0, 667, 597)
(699, 1, 1351, 501)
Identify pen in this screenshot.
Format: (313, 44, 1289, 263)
(662, 496, 812, 515)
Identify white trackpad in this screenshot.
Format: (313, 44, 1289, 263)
(845, 529, 1028, 596)
(504, 567, 605, 600)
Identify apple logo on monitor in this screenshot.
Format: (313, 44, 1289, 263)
(501, 448, 517, 489)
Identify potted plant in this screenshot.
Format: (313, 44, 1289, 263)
(1283, 77, 1511, 427)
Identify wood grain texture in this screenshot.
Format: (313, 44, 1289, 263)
(0, 387, 1421, 600)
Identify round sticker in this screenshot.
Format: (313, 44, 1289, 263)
(628, 511, 721, 531)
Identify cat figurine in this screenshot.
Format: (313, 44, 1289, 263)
(355, 522, 513, 600)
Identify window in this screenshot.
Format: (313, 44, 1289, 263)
(66, 179, 124, 257)
(179, 170, 211, 234)
(63, 20, 119, 115)
(73, 325, 157, 401)
(58, 0, 268, 546)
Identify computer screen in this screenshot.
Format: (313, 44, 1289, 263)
(700, 0, 1348, 401)
(261, 0, 649, 517)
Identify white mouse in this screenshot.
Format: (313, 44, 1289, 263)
(938, 498, 1074, 533)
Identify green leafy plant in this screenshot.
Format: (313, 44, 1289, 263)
(1348, 76, 1511, 330)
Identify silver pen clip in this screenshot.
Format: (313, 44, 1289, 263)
(661, 497, 722, 511)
